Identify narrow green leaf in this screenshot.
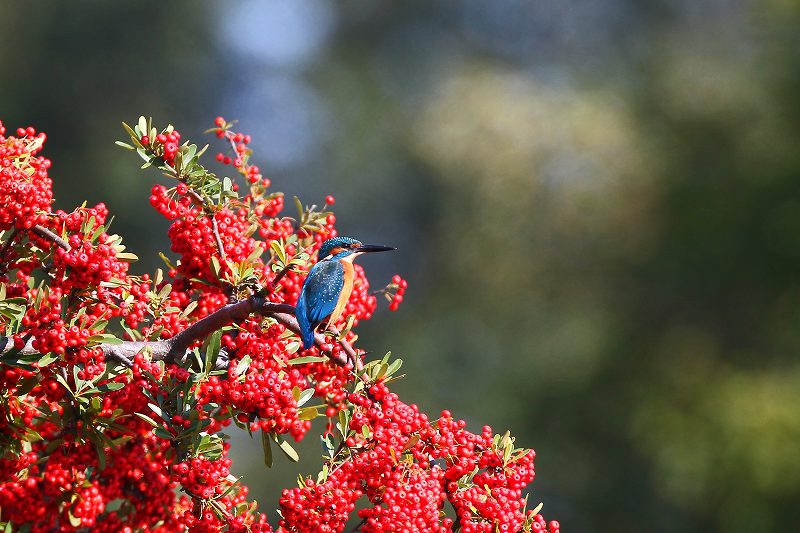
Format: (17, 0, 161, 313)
(272, 433, 300, 462)
(261, 430, 273, 468)
(153, 427, 172, 440)
(385, 358, 403, 377)
(288, 355, 327, 365)
(114, 140, 135, 150)
(296, 388, 314, 407)
(298, 406, 320, 420)
(148, 403, 168, 421)
(293, 196, 304, 220)
(87, 333, 124, 346)
(95, 381, 126, 393)
(116, 252, 139, 263)
(210, 256, 221, 279)
(68, 510, 82, 528)
(203, 330, 222, 373)
(157, 283, 172, 301)
(234, 355, 251, 378)
(159, 252, 177, 270)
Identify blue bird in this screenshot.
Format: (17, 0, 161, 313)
(296, 237, 395, 349)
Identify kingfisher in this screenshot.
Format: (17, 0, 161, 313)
(296, 236, 395, 349)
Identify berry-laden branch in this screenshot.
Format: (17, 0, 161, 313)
(0, 299, 357, 370)
(0, 117, 556, 533)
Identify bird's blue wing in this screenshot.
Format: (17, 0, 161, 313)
(296, 260, 344, 349)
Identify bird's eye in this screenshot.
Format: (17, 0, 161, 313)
(350, 242, 361, 249)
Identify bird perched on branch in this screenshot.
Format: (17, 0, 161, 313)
(296, 236, 395, 349)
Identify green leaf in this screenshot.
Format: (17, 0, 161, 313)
(15, 377, 38, 396)
(210, 256, 221, 280)
(86, 431, 108, 471)
(298, 406, 321, 420)
(272, 433, 300, 462)
(95, 381, 126, 393)
(376, 362, 389, 379)
(121, 121, 138, 142)
(37, 352, 59, 367)
(288, 355, 327, 365)
(203, 330, 222, 373)
(88, 333, 124, 346)
(196, 433, 224, 460)
(321, 433, 335, 458)
(338, 409, 350, 439)
(148, 402, 168, 421)
(159, 252, 177, 270)
(153, 427, 172, 440)
(293, 196, 304, 220)
(234, 355, 251, 378)
(401, 434, 420, 453)
(68, 509, 82, 528)
(157, 283, 172, 301)
(385, 358, 403, 377)
(296, 388, 314, 407)
(116, 252, 139, 263)
(179, 300, 198, 320)
(134, 412, 159, 427)
(285, 341, 302, 355)
(261, 430, 273, 468)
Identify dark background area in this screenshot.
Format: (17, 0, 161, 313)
(2, 1, 800, 531)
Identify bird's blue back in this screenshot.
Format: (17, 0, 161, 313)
(296, 259, 345, 349)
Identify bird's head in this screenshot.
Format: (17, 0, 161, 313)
(318, 236, 395, 261)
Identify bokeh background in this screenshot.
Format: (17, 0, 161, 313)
(2, 1, 800, 531)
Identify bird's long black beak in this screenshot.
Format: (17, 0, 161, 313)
(355, 244, 396, 253)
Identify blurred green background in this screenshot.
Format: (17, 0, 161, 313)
(2, 1, 800, 531)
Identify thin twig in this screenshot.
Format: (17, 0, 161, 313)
(210, 215, 226, 261)
(31, 225, 70, 251)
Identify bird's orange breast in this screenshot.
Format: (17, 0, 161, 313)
(326, 259, 354, 329)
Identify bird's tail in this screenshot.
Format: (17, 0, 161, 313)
(295, 294, 316, 350)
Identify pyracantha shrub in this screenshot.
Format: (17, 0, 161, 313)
(0, 116, 558, 532)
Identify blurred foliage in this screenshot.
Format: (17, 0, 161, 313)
(2, 1, 800, 531)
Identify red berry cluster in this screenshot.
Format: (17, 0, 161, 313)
(280, 382, 555, 532)
(200, 327, 311, 439)
(0, 124, 52, 231)
(172, 456, 232, 500)
(141, 128, 182, 167)
(388, 274, 408, 311)
(49, 205, 130, 291)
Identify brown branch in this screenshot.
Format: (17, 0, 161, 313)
(31, 225, 70, 251)
(210, 215, 227, 261)
(0, 297, 362, 371)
